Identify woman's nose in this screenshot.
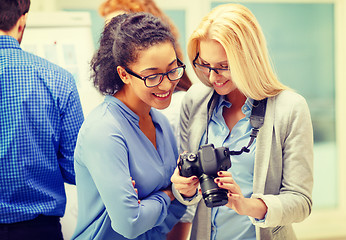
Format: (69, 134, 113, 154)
(208, 69, 221, 83)
(157, 75, 173, 90)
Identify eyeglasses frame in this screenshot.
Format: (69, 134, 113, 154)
(192, 52, 230, 75)
(124, 58, 186, 88)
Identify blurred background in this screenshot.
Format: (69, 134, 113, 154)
(22, 0, 346, 239)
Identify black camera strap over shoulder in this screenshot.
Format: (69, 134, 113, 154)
(205, 91, 267, 156)
(205, 91, 220, 145)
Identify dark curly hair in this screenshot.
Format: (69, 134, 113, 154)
(91, 12, 176, 95)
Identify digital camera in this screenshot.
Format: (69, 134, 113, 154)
(178, 144, 231, 208)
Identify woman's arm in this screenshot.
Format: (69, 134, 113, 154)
(250, 93, 314, 227)
(80, 125, 172, 239)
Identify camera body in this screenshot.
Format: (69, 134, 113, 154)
(178, 144, 231, 208)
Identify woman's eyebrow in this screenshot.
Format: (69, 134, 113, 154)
(168, 59, 177, 66)
(140, 59, 177, 73)
(199, 56, 228, 65)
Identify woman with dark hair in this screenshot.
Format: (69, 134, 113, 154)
(72, 12, 186, 240)
(98, 0, 192, 92)
(98, 0, 194, 153)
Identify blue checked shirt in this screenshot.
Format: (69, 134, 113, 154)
(0, 36, 84, 223)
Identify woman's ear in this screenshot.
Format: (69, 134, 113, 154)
(117, 66, 130, 84)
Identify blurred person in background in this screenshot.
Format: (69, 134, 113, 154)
(0, 0, 84, 239)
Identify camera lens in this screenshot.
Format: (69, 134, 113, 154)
(203, 191, 229, 208)
(199, 174, 229, 208)
(187, 153, 197, 162)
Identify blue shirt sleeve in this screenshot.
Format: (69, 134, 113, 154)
(58, 76, 84, 185)
(76, 118, 174, 239)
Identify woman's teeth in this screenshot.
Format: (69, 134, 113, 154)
(214, 82, 225, 87)
(155, 92, 170, 98)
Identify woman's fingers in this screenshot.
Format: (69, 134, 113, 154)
(217, 171, 232, 177)
(214, 171, 241, 195)
(217, 182, 239, 193)
(171, 167, 198, 185)
(171, 166, 199, 197)
(130, 177, 140, 204)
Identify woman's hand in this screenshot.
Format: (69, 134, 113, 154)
(131, 177, 141, 204)
(171, 166, 199, 198)
(215, 171, 267, 219)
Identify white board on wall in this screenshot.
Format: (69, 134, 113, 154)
(21, 11, 104, 117)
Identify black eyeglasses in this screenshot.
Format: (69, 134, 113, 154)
(124, 58, 186, 88)
(193, 52, 230, 75)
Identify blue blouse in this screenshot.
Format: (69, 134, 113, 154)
(201, 95, 256, 240)
(72, 95, 186, 240)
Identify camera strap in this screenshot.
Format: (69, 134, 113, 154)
(230, 98, 267, 155)
(205, 91, 220, 145)
(205, 91, 267, 155)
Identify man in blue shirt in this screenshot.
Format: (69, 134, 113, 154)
(0, 0, 84, 239)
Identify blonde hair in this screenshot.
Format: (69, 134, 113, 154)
(187, 3, 288, 100)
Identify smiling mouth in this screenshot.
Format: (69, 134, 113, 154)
(213, 81, 228, 87)
(153, 91, 170, 98)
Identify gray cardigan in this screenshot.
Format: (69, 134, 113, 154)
(177, 83, 314, 240)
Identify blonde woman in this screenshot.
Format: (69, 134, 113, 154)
(171, 3, 313, 240)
